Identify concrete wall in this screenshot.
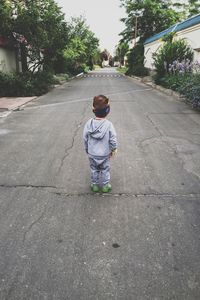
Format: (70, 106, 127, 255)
(144, 24, 200, 69)
(0, 48, 16, 72)
(144, 40, 163, 69)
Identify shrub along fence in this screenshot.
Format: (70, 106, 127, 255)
(154, 60, 200, 109)
(153, 38, 200, 110)
(0, 71, 61, 97)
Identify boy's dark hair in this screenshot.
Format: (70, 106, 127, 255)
(93, 95, 110, 117)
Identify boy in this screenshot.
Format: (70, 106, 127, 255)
(83, 95, 117, 193)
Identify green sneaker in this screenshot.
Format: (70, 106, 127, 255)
(102, 183, 112, 193)
(91, 184, 100, 193)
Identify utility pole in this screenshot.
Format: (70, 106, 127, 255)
(134, 15, 138, 46)
(133, 9, 144, 47)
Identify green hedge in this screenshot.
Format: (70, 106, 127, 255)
(158, 73, 200, 109)
(178, 74, 200, 109)
(0, 71, 58, 97)
(126, 43, 149, 77)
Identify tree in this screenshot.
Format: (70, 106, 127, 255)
(115, 42, 129, 66)
(188, 0, 200, 16)
(63, 17, 99, 74)
(84, 30, 100, 69)
(91, 49, 102, 67)
(1, 2, 99, 75)
(173, 0, 200, 19)
(64, 36, 87, 73)
(126, 43, 149, 76)
(120, 0, 181, 43)
(119, 0, 183, 76)
(0, 0, 12, 36)
(0, 0, 70, 72)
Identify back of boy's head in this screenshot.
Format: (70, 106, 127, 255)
(93, 95, 110, 118)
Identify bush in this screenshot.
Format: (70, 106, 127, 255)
(153, 39, 194, 79)
(153, 72, 189, 88)
(154, 58, 200, 109)
(177, 74, 200, 109)
(75, 63, 90, 74)
(126, 43, 149, 77)
(158, 73, 200, 109)
(117, 66, 128, 74)
(0, 71, 57, 96)
(127, 65, 149, 77)
(53, 73, 69, 83)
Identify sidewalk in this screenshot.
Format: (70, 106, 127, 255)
(0, 96, 37, 112)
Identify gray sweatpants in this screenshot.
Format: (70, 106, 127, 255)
(89, 156, 110, 186)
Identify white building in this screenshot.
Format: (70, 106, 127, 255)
(0, 34, 42, 73)
(0, 36, 20, 73)
(144, 14, 200, 70)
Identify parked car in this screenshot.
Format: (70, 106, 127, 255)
(114, 61, 120, 67)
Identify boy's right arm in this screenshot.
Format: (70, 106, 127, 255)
(109, 123, 117, 154)
(83, 123, 88, 154)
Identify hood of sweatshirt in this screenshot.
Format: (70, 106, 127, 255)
(88, 119, 110, 139)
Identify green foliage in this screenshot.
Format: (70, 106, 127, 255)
(53, 73, 69, 83)
(57, 17, 100, 74)
(173, 0, 200, 19)
(0, 3, 99, 76)
(130, 65, 149, 77)
(119, 0, 181, 78)
(156, 73, 185, 90)
(0, 0, 69, 72)
(153, 39, 194, 80)
(0, 71, 57, 97)
(126, 43, 149, 77)
(120, 0, 181, 43)
(159, 73, 200, 109)
(120, 0, 200, 44)
(115, 42, 129, 66)
(188, 0, 200, 16)
(66, 17, 99, 71)
(0, 0, 12, 35)
(117, 66, 128, 74)
(161, 32, 175, 43)
(92, 50, 102, 68)
(177, 74, 200, 109)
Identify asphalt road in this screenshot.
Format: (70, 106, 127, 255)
(0, 68, 200, 300)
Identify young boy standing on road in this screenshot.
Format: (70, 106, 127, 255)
(83, 95, 117, 193)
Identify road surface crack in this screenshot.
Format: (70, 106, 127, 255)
(23, 205, 47, 243)
(0, 184, 57, 189)
(146, 114, 163, 136)
(57, 104, 88, 174)
(51, 191, 200, 199)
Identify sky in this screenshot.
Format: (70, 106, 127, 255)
(55, 0, 126, 55)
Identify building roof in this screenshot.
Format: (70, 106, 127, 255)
(144, 13, 200, 45)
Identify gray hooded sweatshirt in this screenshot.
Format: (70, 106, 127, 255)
(83, 118, 117, 158)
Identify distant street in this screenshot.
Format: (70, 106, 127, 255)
(0, 67, 200, 299)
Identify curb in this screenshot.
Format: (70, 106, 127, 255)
(76, 72, 84, 78)
(126, 75, 186, 102)
(0, 72, 86, 114)
(65, 72, 84, 82)
(0, 96, 37, 112)
(54, 72, 84, 84)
